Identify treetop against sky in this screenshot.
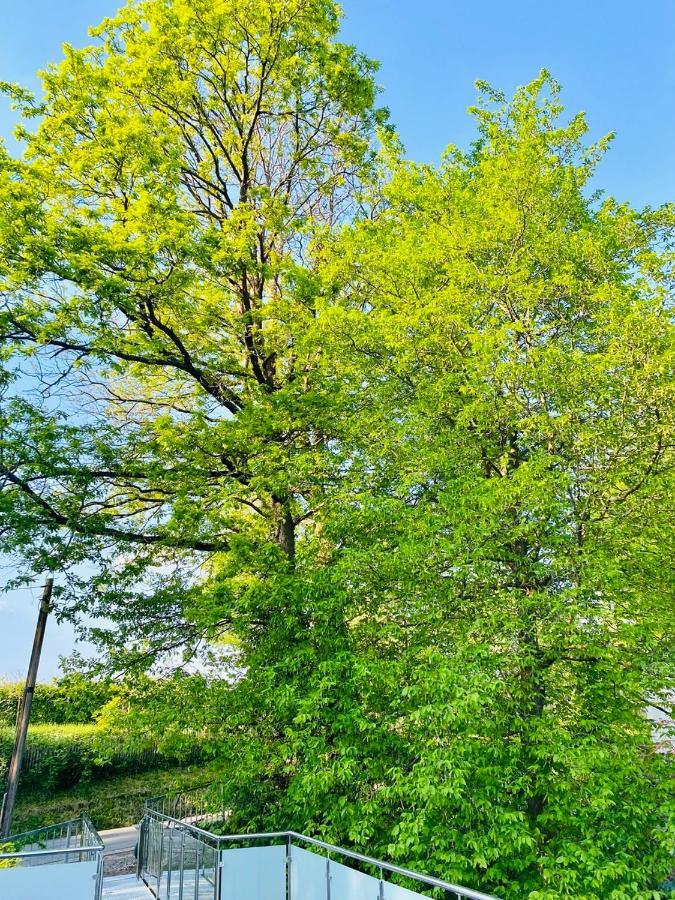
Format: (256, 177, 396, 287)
(0, 0, 673, 679)
(0, 0, 675, 677)
(0, 1, 672, 896)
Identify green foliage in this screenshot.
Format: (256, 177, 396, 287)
(0, 722, 204, 794)
(95, 672, 227, 760)
(194, 74, 673, 897)
(0, 0, 672, 894)
(0, 0, 384, 614)
(0, 674, 118, 726)
(0, 724, 100, 793)
(0, 843, 18, 869)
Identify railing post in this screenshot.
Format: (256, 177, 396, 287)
(157, 821, 164, 899)
(379, 865, 385, 900)
(166, 826, 174, 898)
(178, 827, 185, 900)
(96, 850, 104, 900)
(286, 835, 292, 900)
(215, 840, 222, 900)
(194, 841, 202, 900)
(136, 816, 146, 881)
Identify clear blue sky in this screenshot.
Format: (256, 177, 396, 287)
(1, 0, 673, 679)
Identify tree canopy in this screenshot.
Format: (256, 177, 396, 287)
(0, 3, 673, 897)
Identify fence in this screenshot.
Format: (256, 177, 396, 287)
(138, 785, 501, 900)
(3, 743, 204, 777)
(0, 742, 207, 799)
(0, 814, 104, 899)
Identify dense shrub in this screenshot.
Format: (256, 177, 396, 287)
(0, 723, 204, 794)
(0, 675, 118, 726)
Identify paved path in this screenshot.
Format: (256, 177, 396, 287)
(100, 825, 139, 853)
(100, 825, 140, 877)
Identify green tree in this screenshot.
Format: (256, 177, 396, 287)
(1, 5, 673, 895)
(0, 0, 384, 662)
(106, 74, 674, 900)
(298, 72, 674, 897)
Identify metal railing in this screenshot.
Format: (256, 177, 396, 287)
(145, 782, 227, 825)
(0, 814, 104, 897)
(138, 785, 501, 900)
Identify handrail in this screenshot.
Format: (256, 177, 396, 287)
(0, 845, 103, 860)
(142, 807, 501, 900)
(288, 832, 499, 900)
(3, 813, 103, 849)
(145, 811, 230, 843)
(78, 814, 105, 849)
(4, 817, 85, 841)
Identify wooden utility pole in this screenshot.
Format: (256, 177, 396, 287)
(0, 577, 53, 839)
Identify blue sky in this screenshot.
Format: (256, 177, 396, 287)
(1, 0, 673, 679)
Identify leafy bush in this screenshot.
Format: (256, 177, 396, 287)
(9, 762, 224, 832)
(0, 675, 118, 726)
(0, 723, 204, 794)
(0, 842, 18, 869)
(0, 725, 98, 792)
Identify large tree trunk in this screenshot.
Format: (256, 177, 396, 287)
(519, 627, 547, 821)
(272, 495, 296, 563)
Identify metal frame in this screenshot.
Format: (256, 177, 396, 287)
(138, 789, 501, 900)
(0, 815, 104, 899)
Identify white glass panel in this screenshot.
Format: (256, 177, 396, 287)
(383, 880, 428, 900)
(327, 856, 381, 900)
(289, 845, 430, 900)
(0, 860, 98, 900)
(219, 844, 286, 900)
(290, 846, 328, 900)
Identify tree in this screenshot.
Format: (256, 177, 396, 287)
(99, 75, 674, 900)
(0, 0, 384, 662)
(1, 7, 673, 896)
(292, 72, 673, 897)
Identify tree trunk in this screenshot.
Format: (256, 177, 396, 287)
(519, 610, 547, 822)
(272, 495, 295, 563)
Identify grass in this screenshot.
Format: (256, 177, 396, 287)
(10, 761, 224, 832)
(0, 723, 99, 742)
(2, 719, 218, 832)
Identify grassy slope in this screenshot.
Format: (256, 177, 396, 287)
(11, 761, 223, 832)
(3, 722, 220, 832)
(0, 723, 99, 741)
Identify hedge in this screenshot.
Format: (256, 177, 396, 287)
(0, 675, 118, 726)
(0, 724, 205, 794)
